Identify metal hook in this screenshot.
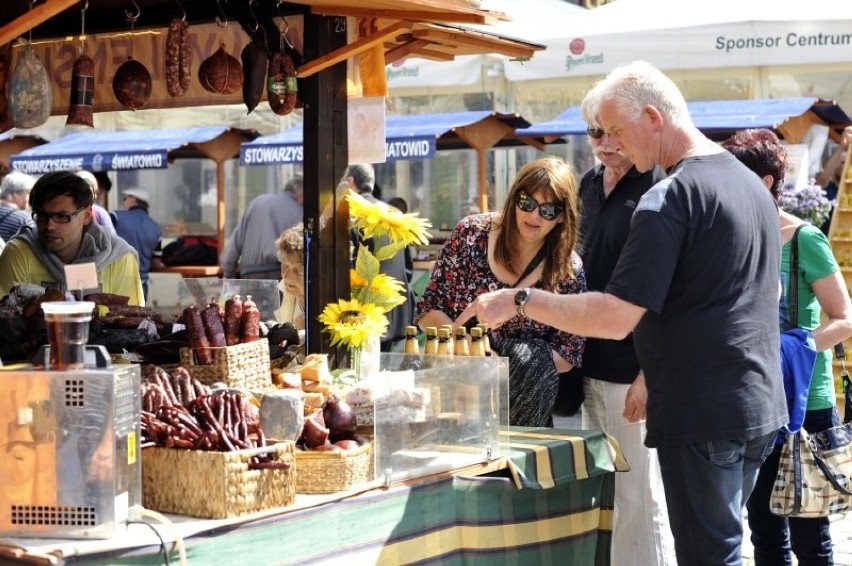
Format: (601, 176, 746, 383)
(276, 1, 294, 50)
(79, 0, 89, 55)
(215, 0, 228, 29)
(125, 0, 141, 24)
(248, 0, 260, 33)
(175, 0, 187, 22)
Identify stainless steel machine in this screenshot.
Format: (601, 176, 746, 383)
(0, 347, 142, 539)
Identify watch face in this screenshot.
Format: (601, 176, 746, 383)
(515, 289, 529, 305)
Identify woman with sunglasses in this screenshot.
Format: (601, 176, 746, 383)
(415, 157, 586, 427)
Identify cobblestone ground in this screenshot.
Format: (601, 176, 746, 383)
(553, 413, 852, 566)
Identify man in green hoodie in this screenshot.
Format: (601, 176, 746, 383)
(0, 170, 143, 306)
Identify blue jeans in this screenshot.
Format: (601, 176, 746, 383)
(746, 407, 840, 566)
(657, 431, 776, 566)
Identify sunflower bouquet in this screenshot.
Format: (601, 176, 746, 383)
(318, 189, 431, 378)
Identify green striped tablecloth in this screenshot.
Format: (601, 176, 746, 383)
(0, 427, 627, 566)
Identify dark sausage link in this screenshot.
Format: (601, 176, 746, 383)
(202, 303, 227, 348)
(66, 54, 94, 127)
(224, 295, 243, 346)
(240, 295, 261, 343)
(184, 305, 213, 365)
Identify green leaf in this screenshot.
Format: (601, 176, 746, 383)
(355, 246, 381, 279)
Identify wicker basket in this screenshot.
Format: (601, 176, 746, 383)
(179, 338, 271, 389)
(142, 442, 295, 519)
(295, 441, 374, 493)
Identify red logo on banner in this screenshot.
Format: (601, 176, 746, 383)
(569, 38, 585, 55)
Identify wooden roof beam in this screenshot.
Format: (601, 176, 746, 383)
(297, 20, 411, 79)
(306, 7, 507, 26)
(411, 27, 537, 58)
(384, 39, 449, 64)
(0, 0, 79, 46)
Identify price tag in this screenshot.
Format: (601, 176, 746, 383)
(64, 262, 98, 292)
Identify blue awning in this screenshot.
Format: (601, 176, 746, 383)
(519, 97, 852, 141)
(240, 111, 533, 166)
(10, 126, 257, 174)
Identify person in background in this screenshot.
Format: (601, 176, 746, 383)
(817, 125, 852, 235)
(344, 164, 414, 351)
(417, 157, 586, 427)
(221, 177, 303, 280)
(0, 171, 143, 305)
(0, 171, 36, 241)
(274, 222, 305, 332)
(570, 91, 675, 565)
(112, 188, 162, 300)
(723, 128, 852, 566)
(76, 170, 116, 236)
(457, 61, 786, 564)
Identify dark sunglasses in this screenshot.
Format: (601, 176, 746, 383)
(586, 127, 606, 140)
(515, 191, 564, 221)
(32, 206, 86, 224)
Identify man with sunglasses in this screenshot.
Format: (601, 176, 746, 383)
(0, 170, 143, 305)
(567, 102, 674, 565)
(458, 61, 786, 565)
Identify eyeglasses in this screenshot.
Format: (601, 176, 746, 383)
(32, 206, 86, 224)
(586, 127, 606, 140)
(515, 191, 564, 221)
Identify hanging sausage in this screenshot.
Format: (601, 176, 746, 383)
(165, 16, 191, 97)
(8, 43, 52, 128)
(113, 2, 152, 110)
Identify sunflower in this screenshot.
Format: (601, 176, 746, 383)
(350, 270, 406, 310)
(318, 298, 389, 349)
(346, 189, 431, 249)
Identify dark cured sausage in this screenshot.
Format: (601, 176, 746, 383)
(165, 18, 191, 97)
(241, 30, 269, 114)
(224, 295, 243, 346)
(267, 51, 297, 116)
(184, 306, 213, 365)
(66, 54, 94, 127)
(202, 303, 226, 347)
(240, 295, 261, 342)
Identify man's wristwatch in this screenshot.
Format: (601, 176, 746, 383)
(514, 288, 531, 318)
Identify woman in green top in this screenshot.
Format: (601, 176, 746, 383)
(723, 128, 852, 565)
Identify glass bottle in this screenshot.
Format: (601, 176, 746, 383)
(477, 323, 492, 356)
(454, 327, 469, 356)
(469, 327, 486, 357)
(404, 325, 420, 355)
(424, 326, 438, 355)
(436, 327, 453, 357)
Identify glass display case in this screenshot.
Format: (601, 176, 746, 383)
(369, 353, 509, 484)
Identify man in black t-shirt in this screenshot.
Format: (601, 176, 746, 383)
(458, 61, 786, 566)
(571, 108, 674, 563)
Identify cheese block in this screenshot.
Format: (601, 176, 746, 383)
(260, 389, 305, 442)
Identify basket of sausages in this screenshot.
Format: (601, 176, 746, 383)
(179, 296, 272, 389)
(140, 364, 295, 519)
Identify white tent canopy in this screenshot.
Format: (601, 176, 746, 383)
(385, 0, 587, 89)
(503, 0, 852, 81)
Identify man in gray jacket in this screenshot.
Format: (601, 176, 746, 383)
(221, 177, 303, 280)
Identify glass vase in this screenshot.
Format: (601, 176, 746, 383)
(351, 334, 381, 381)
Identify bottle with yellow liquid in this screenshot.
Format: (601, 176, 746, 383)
(469, 327, 486, 357)
(454, 327, 470, 357)
(436, 327, 453, 357)
(404, 326, 420, 355)
(423, 326, 438, 355)
(477, 323, 492, 356)
(441, 324, 455, 353)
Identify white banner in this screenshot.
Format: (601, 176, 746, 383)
(504, 0, 852, 81)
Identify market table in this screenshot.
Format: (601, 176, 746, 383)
(0, 427, 627, 566)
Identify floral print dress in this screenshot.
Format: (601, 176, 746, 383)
(415, 213, 586, 426)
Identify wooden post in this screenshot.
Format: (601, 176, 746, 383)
(301, 13, 350, 355)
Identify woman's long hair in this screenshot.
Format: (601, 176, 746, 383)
(494, 157, 580, 291)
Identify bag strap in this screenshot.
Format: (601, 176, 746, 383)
(788, 225, 805, 328)
(806, 430, 852, 496)
(513, 246, 547, 288)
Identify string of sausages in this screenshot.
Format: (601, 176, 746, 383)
(140, 364, 287, 470)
